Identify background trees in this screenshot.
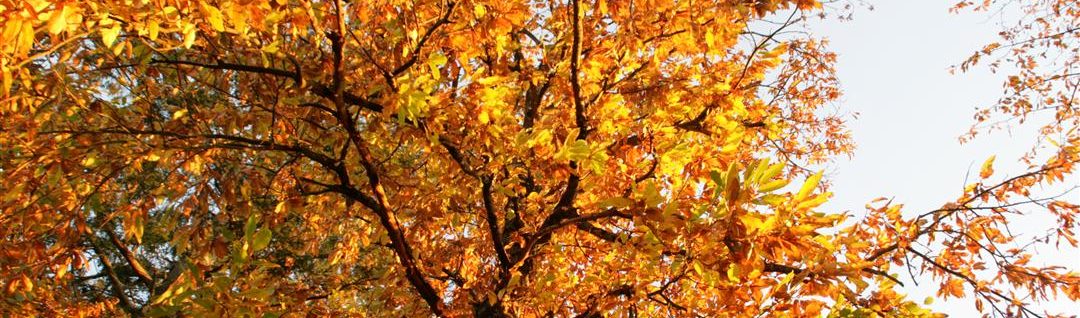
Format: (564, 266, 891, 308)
(0, 0, 1075, 317)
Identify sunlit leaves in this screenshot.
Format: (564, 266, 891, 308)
(0, 0, 1075, 317)
(46, 5, 71, 35)
(251, 228, 272, 252)
(100, 23, 121, 48)
(794, 171, 822, 202)
(198, 1, 226, 33)
(979, 155, 995, 179)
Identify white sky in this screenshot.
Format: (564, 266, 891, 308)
(809, 0, 1080, 316)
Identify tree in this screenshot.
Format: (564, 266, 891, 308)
(0, 0, 1074, 317)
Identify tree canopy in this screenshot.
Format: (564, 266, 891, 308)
(0, 0, 1076, 317)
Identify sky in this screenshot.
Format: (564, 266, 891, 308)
(808, 0, 1079, 316)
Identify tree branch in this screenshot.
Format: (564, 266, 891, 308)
(483, 177, 512, 271)
(105, 227, 155, 290)
(390, 1, 457, 77)
(88, 237, 141, 317)
(327, 24, 445, 316)
(906, 247, 1042, 318)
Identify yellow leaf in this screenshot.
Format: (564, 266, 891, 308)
(795, 192, 830, 210)
(47, 6, 69, 35)
(200, 1, 225, 32)
(758, 179, 789, 193)
(1, 66, 12, 97)
(769, 42, 789, 57)
(82, 156, 97, 167)
(55, 265, 68, 280)
(979, 155, 995, 179)
(705, 29, 716, 50)
(795, 171, 823, 201)
(720, 142, 739, 153)
(880, 275, 897, 289)
(759, 163, 784, 182)
(477, 76, 503, 85)
(478, 110, 490, 124)
(172, 108, 188, 119)
(112, 39, 126, 55)
(261, 40, 281, 54)
(182, 23, 197, 48)
(738, 214, 762, 234)
(779, 271, 794, 285)
(508, 273, 521, 287)
(101, 24, 121, 48)
(473, 4, 487, 18)
(599, 197, 634, 209)
(147, 20, 160, 41)
(18, 20, 34, 57)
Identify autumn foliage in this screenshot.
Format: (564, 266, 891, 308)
(0, 0, 1076, 317)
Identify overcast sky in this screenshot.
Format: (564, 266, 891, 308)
(808, 0, 1079, 315)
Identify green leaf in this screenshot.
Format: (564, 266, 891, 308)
(144, 305, 180, 317)
(710, 170, 725, 198)
(193, 296, 216, 309)
(568, 140, 591, 161)
(251, 228, 272, 252)
(240, 287, 275, 300)
(724, 163, 740, 202)
(244, 215, 258, 238)
(710, 170, 724, 186)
